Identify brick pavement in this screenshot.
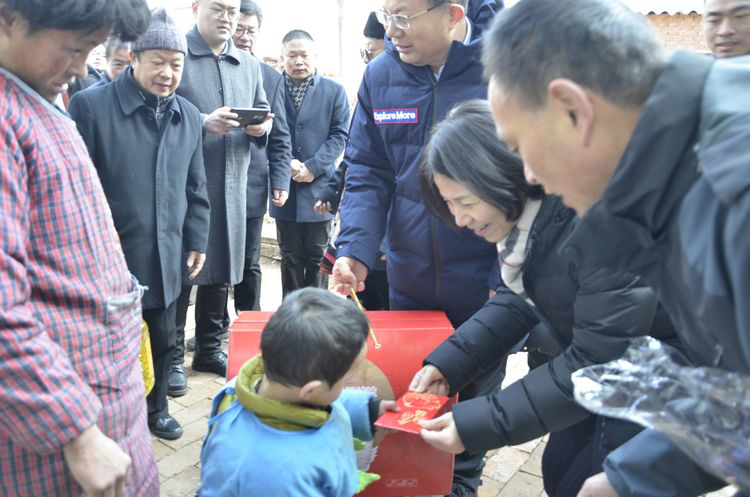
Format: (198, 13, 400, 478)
(153, 248, 737, 497)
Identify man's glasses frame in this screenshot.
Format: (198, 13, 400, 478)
(208, 5, 239, 20)
(235, 24, 257, 37)
(360, 47, 382, 63)
(376, 2, 444, 30)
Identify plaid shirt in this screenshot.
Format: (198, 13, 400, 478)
(0, 69, 158, 496)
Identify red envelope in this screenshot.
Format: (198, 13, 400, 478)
(375, 391, 451, 434)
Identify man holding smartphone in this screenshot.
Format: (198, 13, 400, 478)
(170, 0, 271, 389)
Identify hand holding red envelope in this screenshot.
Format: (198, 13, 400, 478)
(375, 391, 451, 434)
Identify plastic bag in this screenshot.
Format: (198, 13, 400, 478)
(140, 321, 155, 396)
(572, 337, 750, 491)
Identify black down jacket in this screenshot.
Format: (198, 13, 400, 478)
(425, 195, 677, 453)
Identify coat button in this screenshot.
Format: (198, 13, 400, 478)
(297, 125, 302, 131)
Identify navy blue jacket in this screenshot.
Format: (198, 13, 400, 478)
(269, 73, 350, 223)
(564, 51, 750, 496)
(336, 0, 502, 327)
(247, 62, 292, 218)
(69, 69, 210, 309)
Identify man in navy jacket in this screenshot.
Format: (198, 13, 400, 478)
(331, 1, 502, 494)
(269, 30, 349, 296)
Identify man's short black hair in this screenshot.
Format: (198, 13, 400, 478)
(104, 36, 130, 59)
(261, 288, 369, 388)
(239, 0, 263, 28)
(4, 0, 151, 42)
(420, 99, 543, 227)
(282, 29, 314, 45)
(483, 0, 668, 109)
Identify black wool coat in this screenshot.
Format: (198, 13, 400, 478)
(69, 69, 210, 309)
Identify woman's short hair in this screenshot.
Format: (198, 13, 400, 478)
(419, 99, 543, 228)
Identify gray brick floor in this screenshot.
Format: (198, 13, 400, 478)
(153, 243, 737, 497)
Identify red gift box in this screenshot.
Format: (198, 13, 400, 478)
(227, 310, 456, 496)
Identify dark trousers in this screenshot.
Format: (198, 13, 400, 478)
(174, 283, 228, 364)
(359, 269, 390, 311)
(276, 219, 331, 296)
(143, 300, 177, 422)
(454, 357, 507, 490)
(542, 415, 597, 497)
(234, 215, 264, 312)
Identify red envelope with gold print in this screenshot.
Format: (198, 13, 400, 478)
(374, 391, 451, 434)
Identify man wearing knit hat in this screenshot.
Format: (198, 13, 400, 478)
(69, 7, 210, 441)
(361, 11, 386, 63)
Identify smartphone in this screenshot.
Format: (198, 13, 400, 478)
(231, 107, 270, 127)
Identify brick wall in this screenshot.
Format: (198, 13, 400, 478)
(646, 12, 708, 52)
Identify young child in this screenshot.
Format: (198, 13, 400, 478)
(199, 288, 394, 496)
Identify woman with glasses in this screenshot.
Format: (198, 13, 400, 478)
(411, 100, 678, 497)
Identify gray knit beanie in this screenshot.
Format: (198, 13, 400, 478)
(133, 8, 187, 54)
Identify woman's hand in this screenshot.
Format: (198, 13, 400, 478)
(409, 365, 449, 396)
(419, 412, 466, 454)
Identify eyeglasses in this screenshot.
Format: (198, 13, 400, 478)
(376, 2, 443, 30)
(235, 25, 257, 37)
(360, 47, 383, 63)
(208, 5, 239, 20)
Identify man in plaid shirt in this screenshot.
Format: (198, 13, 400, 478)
(0, 1, 158, 495)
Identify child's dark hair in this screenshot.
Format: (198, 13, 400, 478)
(261, 288, 369, 388)
(4, 0, 151, 41)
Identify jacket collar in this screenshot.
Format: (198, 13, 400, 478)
(597, 50, 713, 232)
(187, 26, 241, 65)
(532, 195, 573, 235)
(562, 50, 714, 265)
(216, 355, 330, 431)
(385, 33, 482, 83)
(114, 67, 182, 123)
(696, 54, 750, 204)
(283, 70, 320, 88)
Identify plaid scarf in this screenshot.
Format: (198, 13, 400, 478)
(496, 199, 542, 306)
(285, 71, 315, 111)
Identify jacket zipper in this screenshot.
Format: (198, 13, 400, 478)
(430, 76, 442, 305)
